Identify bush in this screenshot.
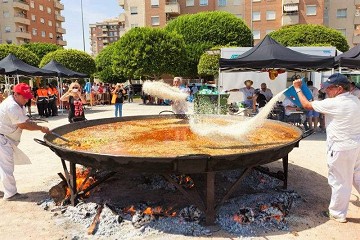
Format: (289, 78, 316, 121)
(112, 27, 187, 79)
(22, 42, 61, 61)
(40, 49, 96, 76)
(269, 24, 349, 52)
(0, 44, 40, 66)
(198, 47, 221, 77)
(165, 11, 252, 77)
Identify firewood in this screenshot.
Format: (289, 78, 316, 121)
(49, 181, 67, 204)
(87, 203, 104, 235)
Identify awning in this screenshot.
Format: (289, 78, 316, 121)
(283, 4, 299, 12)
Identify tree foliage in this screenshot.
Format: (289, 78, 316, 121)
(112, 27, 187, 79)
(95, 43, 125, 83)
(0, 44, 40, 66)
(22, 42, 61, 61)
(40, 49, 96, 76)
(269, 24, 349, 52)
(165, 11, 252, 77)
(198, 47, 221, 77)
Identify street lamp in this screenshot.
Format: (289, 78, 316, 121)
(81, 0, 86, 52)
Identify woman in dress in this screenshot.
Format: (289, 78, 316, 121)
(60, 82, 86, 123)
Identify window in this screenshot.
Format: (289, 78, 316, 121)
(252, 0, 261, 2)
(130, 7, 138, 15)
(114, 32, 118, 36)
(41, 31, 46, 37)
(31, 14, 36, 21)
(200, 0, 208, 6)
(30, 1, 34, 8)
(306, 5, 317, 16)
(336, 9, 347, 18)
(253, 30, 260, 40)
(49, 32, 53, 39)
(186, 0, 194, 6)
(5, 26, 11, 33)
(6, 40, 12, 44)
(266, 11, 276, 20)
(32, 28, 37, 36)
(48, 20, 52, 26)
(218, 0, 226, 7)
(151, 16, 160, 26)
(266, 29, 274, 35)
(3, 11, 9, 17)
(39, 4, 44, 11)
(47, 7, 51, 14)
(336, 28, 346, 36)
(233, 0, 240, 5)
(131, 24, 138, 28)
(40, 18, 45, 24)
(151, 0, 159, 7)
(2, 0, 8, 2)
(235, 14, 242, 18)
(252, 11, 260, 21)
(283, 4, 299, 15)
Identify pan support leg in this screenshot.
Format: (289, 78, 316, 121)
(282, 155, 288, 189)
(60, 159, 77, 206)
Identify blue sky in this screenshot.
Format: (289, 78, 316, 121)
(62, 0, 123, 53)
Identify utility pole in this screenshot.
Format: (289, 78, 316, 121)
(81, 0, 86, 52)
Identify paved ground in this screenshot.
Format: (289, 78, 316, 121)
(0, 100, 359, 240)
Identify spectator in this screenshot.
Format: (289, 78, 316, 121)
(260, 83, 273, 101)
(60, 82, 86, 123)
(350, 82, 360, 99)
(112, 83, 126, 117)
(239, 80, 255, 108)
(306, 80, 320, 132)
(128, 84, 134, 103)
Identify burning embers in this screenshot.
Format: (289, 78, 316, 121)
(49, 168, 95, 205)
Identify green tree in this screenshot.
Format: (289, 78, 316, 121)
(269, 24, 349, 52)
(40, 49, 96, 76)
(22, 42, 61, 61)
(95, 43, 125, 83)
(198, 47, 221, 77)
(0, 44, 40, 66)
(165, 11, 252, 77)
(112, 27, 187, 79)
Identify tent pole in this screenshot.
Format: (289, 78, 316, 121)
(217, 68, 221, 115)
(16, 75, 20, 84)
(339, 66, 342, 74)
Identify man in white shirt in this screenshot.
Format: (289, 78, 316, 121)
(0, 83, 50, 201)
(293, 73, 360, 223)
(260, 83, 273, 101)
(239, 80, 255, 108)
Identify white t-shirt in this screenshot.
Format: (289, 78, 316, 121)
(350, 88, 360, 99)
(312, 92, 360, 151)
(260, 88, 273, 101)
(308, 86, 319, 101)
(0, 95, 28, 144)
(282, 98, 298, 116)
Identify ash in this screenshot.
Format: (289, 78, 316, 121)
(222, 169, 282, 190)
(137, 174, 176, 191)
(217, 191, 301, 236)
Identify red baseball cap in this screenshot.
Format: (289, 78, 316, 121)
(14, 83, 33, 99)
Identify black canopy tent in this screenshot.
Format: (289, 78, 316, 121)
(41, 60, 89, 115)
(0, 53, 56, 88)
(334, 44, 360, 71)
(219, 35, 335, 72)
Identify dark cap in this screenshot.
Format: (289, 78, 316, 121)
(321, 73, 349, 90)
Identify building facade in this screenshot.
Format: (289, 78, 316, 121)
(117, 0, 359, 48)
(0, 0, 66, 46)
(89, 18, 124, 56)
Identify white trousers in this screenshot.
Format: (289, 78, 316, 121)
(0, 135, 17, 199)
(327, 146, 360, 219)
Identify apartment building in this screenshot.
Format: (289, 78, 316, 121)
(118, 0, 359, 48)
(89, 18, 125, 56)
(0, 0, 66, 46)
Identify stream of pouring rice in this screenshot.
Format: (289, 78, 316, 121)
(189, 89, 286, 140)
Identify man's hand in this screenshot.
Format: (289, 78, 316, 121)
(293, 79, 302, 89)
(40, 126, 51, 134)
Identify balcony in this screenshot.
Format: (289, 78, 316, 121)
(56, 39, 67, 46)
(282, 14, 299, 25)
(13, 0, 30, 11)
(165, 2, 180, 15)
(55, 14, 65, 22)
(283, 0, 299, 4)
(102, 33, 108, 37)
(56, 27, 66, 34)
(15, 30, 31, 40)
(14, 14, 30, 25)
(119, 0, 125, 8)
(103, 39, 109, 43)
(54, 1, 64, 10)
(353, 35, 360, 44)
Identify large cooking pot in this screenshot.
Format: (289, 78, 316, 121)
(37, 115, 305, 174)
